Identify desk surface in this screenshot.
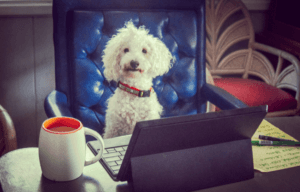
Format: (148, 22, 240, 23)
(0, 116, 300, 192)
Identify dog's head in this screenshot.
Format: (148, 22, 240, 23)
(102, 21, 173, 83)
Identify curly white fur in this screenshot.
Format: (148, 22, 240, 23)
(102, 21, 173, 138)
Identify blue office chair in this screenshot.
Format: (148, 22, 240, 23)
(45, 0, 247, 141)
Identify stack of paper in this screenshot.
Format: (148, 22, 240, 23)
(252, 120, 300, 172)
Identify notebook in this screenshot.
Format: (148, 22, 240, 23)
(87, 105, 268, 181)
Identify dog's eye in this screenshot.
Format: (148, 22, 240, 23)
(124, 48, 129, 53)
(142, 48, 147, 54)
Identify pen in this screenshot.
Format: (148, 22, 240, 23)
(251, 140, 300, 146)
(258, 135, 294, 142)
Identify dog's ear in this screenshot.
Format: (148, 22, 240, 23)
(102, 37, 123, 82)
(149, 38, 174, 77)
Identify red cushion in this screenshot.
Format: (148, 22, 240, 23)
(213, 78, 297, 112)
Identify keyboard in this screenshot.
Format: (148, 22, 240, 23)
(99, 145, 128, 176)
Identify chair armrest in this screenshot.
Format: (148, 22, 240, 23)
(44, 90, 73, 117)
(202, 84, 248, 110)
(252, 42, 300, 103)
(0, 105, 17, 155)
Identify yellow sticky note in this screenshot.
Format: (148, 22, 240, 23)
(252, 120, 300, 172)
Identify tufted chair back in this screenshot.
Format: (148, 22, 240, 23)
(45, 0, 246, 140)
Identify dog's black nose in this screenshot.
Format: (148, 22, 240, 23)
(130, 61, 139, 69)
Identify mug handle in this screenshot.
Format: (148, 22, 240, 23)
(84, 127, 105, 166)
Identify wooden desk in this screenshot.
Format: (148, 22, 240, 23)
(0, 117, 300, 192)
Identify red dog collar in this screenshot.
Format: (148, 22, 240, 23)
(118, 81, 152, 97)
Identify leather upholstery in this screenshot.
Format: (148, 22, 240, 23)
(45, 0, 247, 140)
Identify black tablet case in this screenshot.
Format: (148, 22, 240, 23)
(88, 106, 267, 192)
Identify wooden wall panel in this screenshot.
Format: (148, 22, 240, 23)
(0, 17, 36, 148)
(33, 16, 55, 146)
(0, 16, 55, 148)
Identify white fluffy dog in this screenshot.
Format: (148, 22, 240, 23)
(102, 21, 173, 138)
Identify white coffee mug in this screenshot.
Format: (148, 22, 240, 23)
(38, 117, 104, 181)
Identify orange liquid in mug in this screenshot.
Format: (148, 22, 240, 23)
(49, 126, 77, 132)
